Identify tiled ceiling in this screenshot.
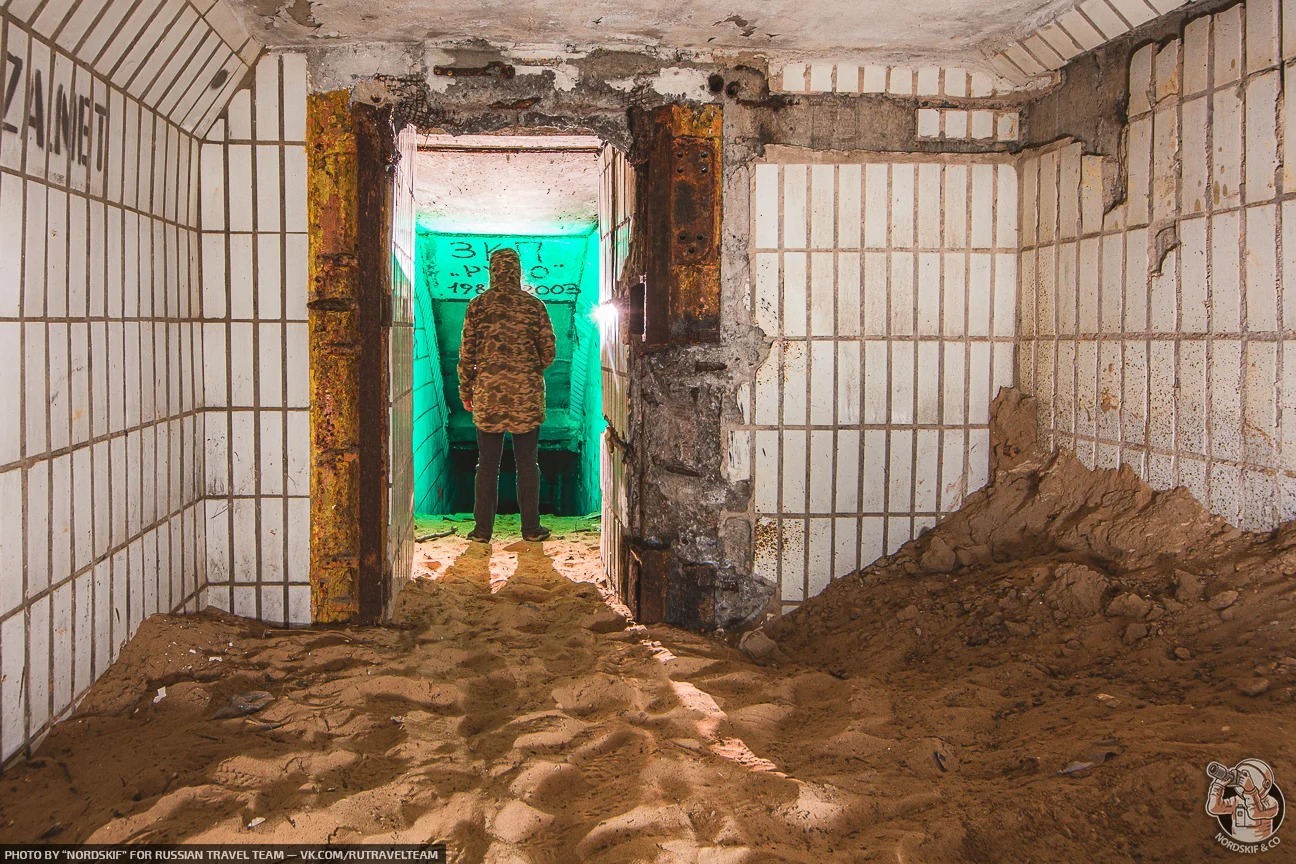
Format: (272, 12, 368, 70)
(5, 0, 261, 135)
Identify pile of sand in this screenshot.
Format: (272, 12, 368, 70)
(761, 390, 1296, 860)
(771, 390, 1296, 690)
(1, 391, 1294, 861)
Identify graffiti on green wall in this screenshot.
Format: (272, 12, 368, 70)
(419, 232, 594, 304)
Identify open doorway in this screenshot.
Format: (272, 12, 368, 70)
(394, 132, 630, 592)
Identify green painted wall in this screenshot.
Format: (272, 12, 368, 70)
(412, 228, 604, 516)
(412, 256, 452, 514)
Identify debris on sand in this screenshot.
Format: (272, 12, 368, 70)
(737, 629, 789, 665)
(211, 691, 275, 720)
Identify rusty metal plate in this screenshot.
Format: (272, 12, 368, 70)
(630, 546, 669, 625)
(668, 564, 716, 631)
(637, 104, 723, 346)
(669, 137, 718, 267)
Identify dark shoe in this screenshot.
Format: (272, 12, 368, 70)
(522, 527, 551, 542)
(466, 530, 492, 543)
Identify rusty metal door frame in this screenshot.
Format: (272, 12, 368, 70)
(621, 104, 723, 626)
(306, 93, 392, 625)
(354, 106, 393, 622)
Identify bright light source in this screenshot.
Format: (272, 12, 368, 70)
(591, 302, 618, 326)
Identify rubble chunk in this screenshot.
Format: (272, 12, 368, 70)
(1106, 593, 1152, 619)
(1044, 564, 1110, 618)
(1208, 590, 1239, 611)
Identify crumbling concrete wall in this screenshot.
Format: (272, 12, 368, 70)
(304, 43, 1027, 629)
(1017, 0, 1296, 532)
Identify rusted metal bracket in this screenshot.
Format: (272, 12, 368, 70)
(306, 297, 354, 312)
(432, 61, 515, 80)
(628, 546, 664, 625)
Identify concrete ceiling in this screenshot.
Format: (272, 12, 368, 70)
(229, 0, 1078, 58)
(414, 136, 602, 235)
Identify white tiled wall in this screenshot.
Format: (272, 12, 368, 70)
(389, 128, 417, 595)
(3, 0, 259, 136)
(1020, 0, 1296, 532)
(411, 264, 452, 515)
(198, 53, 310, 624)
(775, 62, 1015, 97)
(0, 0, 250, 761)
(741, 157, 1017, 611)
(782, 1, 1198, 91)
(916, 108, 1020, 143)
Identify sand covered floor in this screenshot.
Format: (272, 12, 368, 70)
(2, 418, 1295, 860)
(0, 536, 866, 861)
(409, 514, 607, 593)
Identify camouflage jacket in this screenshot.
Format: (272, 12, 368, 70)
(458, 286, 557, 433)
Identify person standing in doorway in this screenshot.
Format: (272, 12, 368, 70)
(458, 248, 557, 543)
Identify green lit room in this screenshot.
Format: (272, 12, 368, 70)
(410, 135, 607, 523)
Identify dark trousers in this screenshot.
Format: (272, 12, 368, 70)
(474, 427, 541, 538)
